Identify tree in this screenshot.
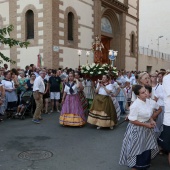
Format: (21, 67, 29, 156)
(0, 25, 29, 64)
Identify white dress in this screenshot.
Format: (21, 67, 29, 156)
(2, 79, 17, 103)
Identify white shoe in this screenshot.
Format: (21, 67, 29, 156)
(97, 126, 101, 130)
(110, 126, 113, 130)
(15, 113, 18, 116)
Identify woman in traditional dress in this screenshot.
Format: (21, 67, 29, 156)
(83, 78, 95, 110)
(119, 85, 159, 170)
(59, 72, 86, 126)
(87, 74, 117, 129)
(75, 71, 88, 117)
(125, 72, 151, 120)
(110, 78, 121, 121)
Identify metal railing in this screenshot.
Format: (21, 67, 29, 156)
(139, 46, 170, 60)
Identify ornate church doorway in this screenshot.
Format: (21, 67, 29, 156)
(101, 35, 112, 64)
(100, 10, 121, 68)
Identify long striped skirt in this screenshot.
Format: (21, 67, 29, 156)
(119, 123, 159, 168)
(111, 96, 121, 121)
(78, 91, 88, 117)
(154, 106, 164, 138)
(59, 94, 86, 126)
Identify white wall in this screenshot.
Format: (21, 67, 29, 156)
(60, 47, 94, 69)
(17, 0, 43, 13)
(0, 1, 9, 26)
(125, 57, 136, 71)
(17, 46, 43, 68)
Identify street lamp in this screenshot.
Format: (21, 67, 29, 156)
(108, 50, 118, 66)
(77, 50, 82, 66)
(86, 51, 90, 64)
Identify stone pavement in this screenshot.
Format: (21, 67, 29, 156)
(0, 113, 169, 170)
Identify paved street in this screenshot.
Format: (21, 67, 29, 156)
(0, 113, 169, 170)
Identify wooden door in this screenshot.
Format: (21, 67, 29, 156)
(101, 36, 111, 64)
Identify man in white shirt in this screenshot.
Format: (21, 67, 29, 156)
(158, 72, 170, 165)
(32, 71, 46, 124)
(34, 68, 40, 78)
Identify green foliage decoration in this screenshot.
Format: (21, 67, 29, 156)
(0, 25, 29, 64)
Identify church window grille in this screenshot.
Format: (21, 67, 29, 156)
(26, 10, 34, 39)
(68, 12, 74, 41)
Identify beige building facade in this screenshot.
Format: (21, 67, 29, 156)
(0, 0, 139, 70)
(138, 47, 170, 72)
(138, 54, 170, 72)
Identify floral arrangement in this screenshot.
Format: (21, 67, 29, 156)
(80, 63, 118, 77)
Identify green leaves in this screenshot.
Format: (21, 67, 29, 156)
(0, 25, 13, 35)
(0, 52, 16, 64)
(0, 25, 30, 63)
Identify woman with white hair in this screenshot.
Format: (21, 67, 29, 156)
(131, 72, 150, 102)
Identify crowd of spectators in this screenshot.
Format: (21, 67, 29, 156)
(0, 62, 167, 123)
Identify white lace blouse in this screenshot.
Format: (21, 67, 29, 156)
(128, 98, 158, 122)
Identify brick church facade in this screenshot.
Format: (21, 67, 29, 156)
(0, 0, 139, 70)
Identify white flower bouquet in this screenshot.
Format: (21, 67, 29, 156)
(80, 63, 118, 78)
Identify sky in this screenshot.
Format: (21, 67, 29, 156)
(139, 0, 170, 54)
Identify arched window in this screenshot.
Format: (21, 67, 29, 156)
(26, 10, 34, 39)
(101, 17, 113, 34)
(68, 12, 74, 41)
(131, 33, 135, 54)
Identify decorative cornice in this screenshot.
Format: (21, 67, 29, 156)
(102, 0, 129, 12)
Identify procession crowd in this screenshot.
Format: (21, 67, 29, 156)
(0, 63, 170, 169)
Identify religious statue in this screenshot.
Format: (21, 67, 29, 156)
(92, 36, 104, 64)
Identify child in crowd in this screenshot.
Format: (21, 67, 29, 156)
(116, 81, 126, 115)
(15, 103, 26, 117)
(15, 94, 30, 117)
